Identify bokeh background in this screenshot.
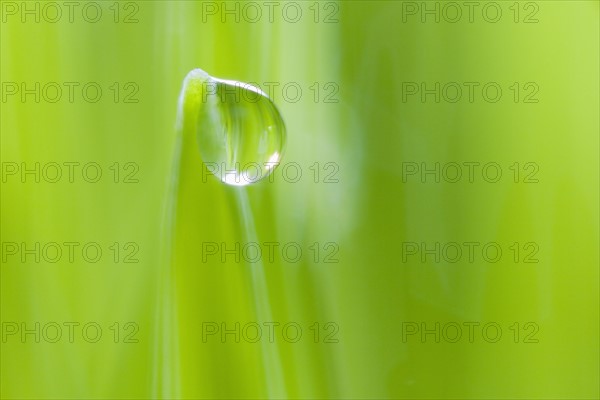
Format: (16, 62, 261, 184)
(1, 1, 598, 399)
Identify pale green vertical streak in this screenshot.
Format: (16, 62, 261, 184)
(235, 188, 287, 398)
(269, 2, 346, 397)
(153, 68, 207, 399)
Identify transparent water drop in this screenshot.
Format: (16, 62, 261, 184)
(191, 69, 286, 186)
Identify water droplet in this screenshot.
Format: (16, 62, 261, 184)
(191, 69, 286, 186)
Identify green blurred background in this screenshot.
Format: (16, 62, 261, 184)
(1, 1, 598, 398)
